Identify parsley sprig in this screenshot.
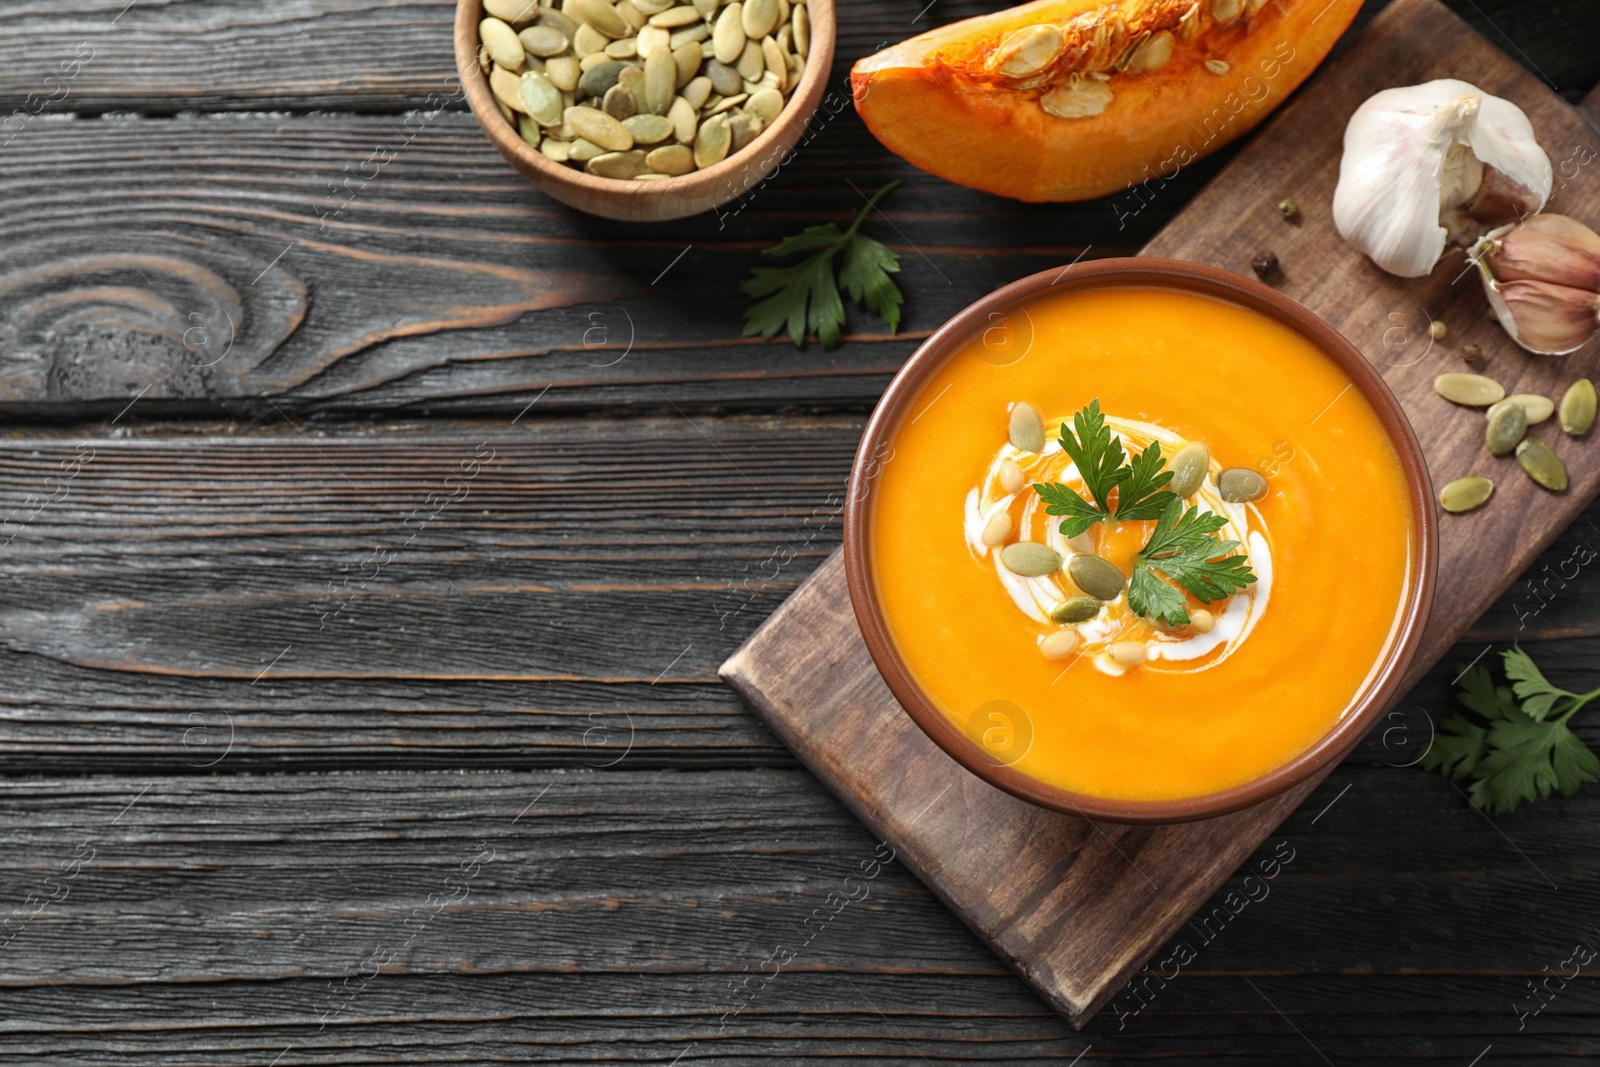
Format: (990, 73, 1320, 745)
(741, 181, 903, 350)
(1034, 400, 1177, 537)
(1032, 399, 1255, 627)
(1422, 646, 1600, 813)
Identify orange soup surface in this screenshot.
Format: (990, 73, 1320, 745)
(870, 285, 1415, 801)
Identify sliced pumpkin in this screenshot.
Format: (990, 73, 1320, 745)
(852, 0, 1362, 202)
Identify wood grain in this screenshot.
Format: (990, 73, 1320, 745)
(723, 0, 1600, 1030)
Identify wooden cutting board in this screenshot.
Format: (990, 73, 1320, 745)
(720, 0, 1600, 1028)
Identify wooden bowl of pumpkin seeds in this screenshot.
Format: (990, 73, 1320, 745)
(457, 0, 834, 220)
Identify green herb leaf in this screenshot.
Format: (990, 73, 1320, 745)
(1502, 644, 1574, 722)
(1128, 498, 1256, 625)
(1129, 565, 1191, 627)
(741, 181, 903, 350)
(1422, 650, 1600, 812)
(1115, 441, 1177, 521)
(1034, 480, 1103, 539)
(1056, 399, 1126, 515)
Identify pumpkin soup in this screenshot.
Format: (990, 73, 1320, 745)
(869, 285, 1415, 801)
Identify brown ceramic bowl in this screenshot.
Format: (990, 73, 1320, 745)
(455, 0, 836, 221)
(843, 258, 1437, 824)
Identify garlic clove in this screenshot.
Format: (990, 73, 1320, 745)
(1486, 213, 1600, 291)
(1482, 277, 1600, 356)
(1333, 79, 1551, 278)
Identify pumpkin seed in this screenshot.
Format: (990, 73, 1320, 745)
(762, 35, 787, 90)
(713, 3, 747, 64)
(565, 105, 633, 150)
(604, 36, 638, 58)
(572, 22, 609, 56)
(670, 22, 711, 48)
(541, 7, 581, 39)
(602, 82, 637, 119)
(736, 39, 765, 80)
(1050, 596, 1102, 624)
(618, 64, 646, 101)
(579, 50, 616, 71)
(1212, 0, 1241, 20)
(1039, 75, 1113, 119)
(1485, 402, 1527, 456)
(1560, 379, 1596, 435)
(634, 0, 675, 14)
(572, 0, 629, 37)
(693, 0, 718, 18)
(485, 0, 540, 21)
(519, 70, 565, 124)
(1487, 394, 1555, 425)
(1439, 476, 1493, 513)
(650, 4, 704, 26)
(540, 137, 572, 161)
(1068, 554, 1125, 600)
(1109, 641, 1147, 666)
(1217, 467, 1267, 503)
(1434, 372, 1505, 407)
(491, 66, 530, 113)
(1516, 438, 1568, 491)
(742, 0, 779, 38)
(1189, 608, 1215, 633)
(706, 59, 743, 95)
(693, 112, 731, 167)
(1203, 58, 1229, 74)
(1167, 441, 1209, 497)
(728, 111, 763, 151)
(646, 142, 695, 174)
(577, 58, 628, 97)
(746, 85, 783, 122)
(792, 2, 809, 57)
(623, 112, 675, 143)
(1125, 29, 1172, 74)
(635, 23, 669, 56)
(516, 114, 543, 147)
(998, 459, 1026, 494)
(673, 41, 702, 86)
(641, 46, 675, 113)
(617, 0, 649, 30)
(567, 136, 605, 161)
(1040, 629, 1080, 659)
(980, 510, 1013, 547)
(682, 75, 713, 108)
(668, 95, 699, 142)
(707, 92, 747, 116)
(1008, 402, 1045, 452)
(992, 24, 1063, 77)
(481, 17, 528, 68)
(520, 24, 572, 55)
(1000, 541, 1062, 576)
(546, 54, 581, 91)
(587, 148, 651, 178)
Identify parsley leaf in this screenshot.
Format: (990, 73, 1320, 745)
(1115, 441, 1177, 521)
(1055, 399, 1125, 515)
(741, 181, 903, 349)
(1128, 498, 1257, 626)
(1421, 649, 1600, 813)
(1034, 480, 1104, 539)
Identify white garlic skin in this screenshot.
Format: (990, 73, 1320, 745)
(1332, 79, 1552, 278)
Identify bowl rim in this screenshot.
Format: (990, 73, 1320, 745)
(842, 257, 1438, 825)
(454, 0, 837, 208)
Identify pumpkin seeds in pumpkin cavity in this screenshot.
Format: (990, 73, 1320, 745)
(1050, 596, 1102, 624)
(1434, 372, 1505, 407)
(1487, 394, 1555, 426)
(1216, 467, 1267, 503)
(1067, 554, 1124, 600)
(1000, 541, 1062, 576)
(1167, 441, 1209, 497)
(1485, 402, 1527, 456)
(1516, 438, 1568, 491)
(1008, 402, 1045, 452)
(1560, 379, 1596, 435)
(1439, 476, 1493, 513)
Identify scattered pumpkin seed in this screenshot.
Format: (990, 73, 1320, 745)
(999, 541, 1062, 577)
(1276, 198, 1297, 221)
(1428, 320, 1447, 341)
(1050, 596, 1102, 624)
(1068, 554, 1125, 600)
(997, 459, 1026, 494)
(1460, 342, 1482, 363)
(1217, 467, 1267, 503)
(1167, 441, 1209, 497)
(1109, 641, 1147, 666)
(1485, 402, 1527, 456)
(1560, 379, 1596, 435)
(1487, 394, 1556, 426)
(980, 510, 1013, 547)
(1040, 629, 1080, 660)
(1008, 402, 1045, 452)
(1439, 476, 1493, 513)
(1434, 372, 1505, 406)
(1516, 438, 1568, 492)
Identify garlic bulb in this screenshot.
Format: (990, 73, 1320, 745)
(1333, 79, 1552, 277)
(1476, 214, 1600, 356)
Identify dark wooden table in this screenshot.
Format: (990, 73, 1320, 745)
(4, 0, 1600, 1062)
